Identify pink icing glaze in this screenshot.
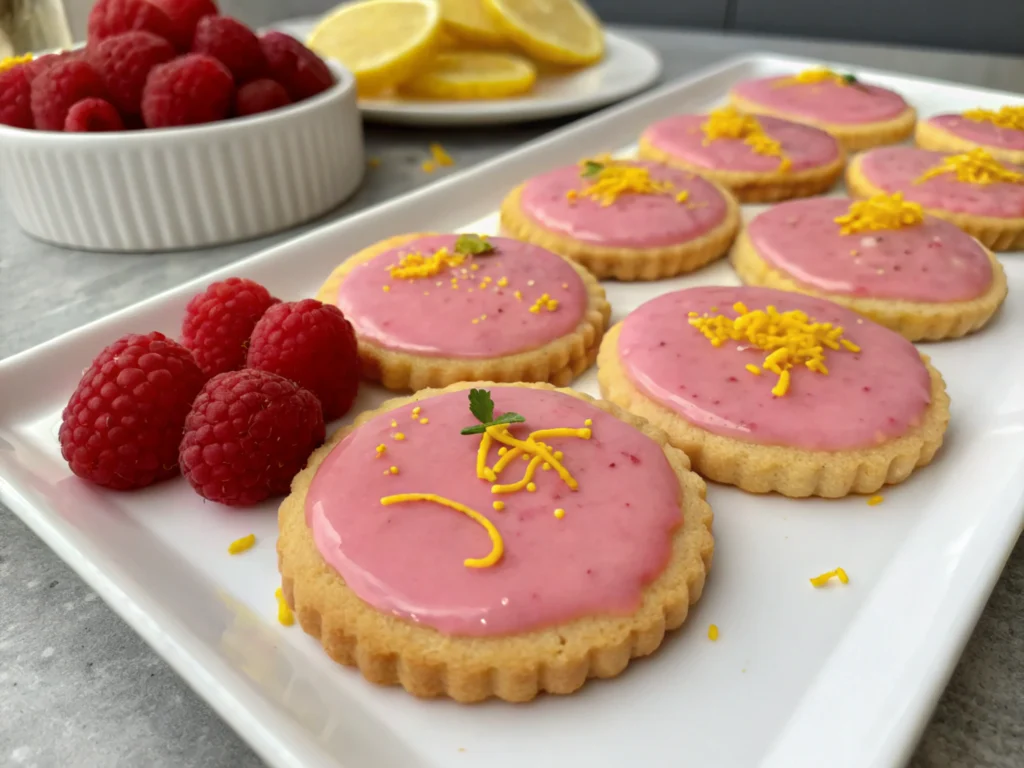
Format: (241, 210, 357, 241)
(643, 114, 841, 172)
(929, 114, 1024, 151)
(857, 147, 1024, 218)
(305, 388, 682, 637)
(748, 198, 993, 302)
(618, 286, 931, 451)
(518, 161, 729, 248)
(334, 235, 587, 358)
(732, 75, 908, 124)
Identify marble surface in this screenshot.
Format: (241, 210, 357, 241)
(2, 17, 1024, 768)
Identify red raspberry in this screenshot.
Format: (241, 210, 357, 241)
(87, 31, 176, 115)
(234, 78, 290, 117)
(181, 277, 279, 377)
(87, 0, 178, 49)
(64, 98, 125, 131)
(246, 299, 359, 422)
(259, 31, 333, 102)
(192, 16, 265, 83)
(22, 50, 81, 83)
(31, 59, 107, 131)
(59, 332, 205, 490)
(0, 66, 33, 128)
(150, 0, 219, 49)
(179, 369, 324, 506)
(141, 53, 234, 127)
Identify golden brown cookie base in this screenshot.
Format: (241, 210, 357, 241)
(915, 119, 1024, 167)
(278, 382, 715, 703)
(730, 228, 1008, 341)
(316, 234, 611, 391)
(597, 324, 950, 498)
(729, 94, 917, 152)
(637, 134, 846, 203)
(499, 183, 742, 281)
(846, 155, 1024, 251)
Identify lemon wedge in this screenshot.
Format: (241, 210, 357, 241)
(400, 51, 537, 99)
(307, 0, 443, 96)
(482, 0, 604, 66)
(440, 0, 506, 46)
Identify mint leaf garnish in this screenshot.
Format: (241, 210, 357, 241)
(842, 73, 858, 84)
(454, 234, 494, 256)
(580, 160, 604, 178)
(461, 388, 525, 435)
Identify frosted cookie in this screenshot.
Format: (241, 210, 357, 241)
(638, 107, 845, 202)
(732, 194, 1007, 340)
(500, 158, 741, 281)
(846, 147, 1024, 251)
(597, 286, 949, 498)
(316, 233, 611, 391)
(916, 106, 1024, 166)
(278, 382, 714, 702)
(730, 68, 916, 151)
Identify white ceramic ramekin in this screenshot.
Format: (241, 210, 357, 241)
(0, 62, 364, 252)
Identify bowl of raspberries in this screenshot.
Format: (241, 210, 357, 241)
(0, 0, 364, 252)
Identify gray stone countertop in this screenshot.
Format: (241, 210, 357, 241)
(2, 19, 1023, 768)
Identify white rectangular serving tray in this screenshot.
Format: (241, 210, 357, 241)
(2, 53, 1024, 768)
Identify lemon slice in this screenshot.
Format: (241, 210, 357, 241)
(307, 0, 442, 96)
(400, 51, 537, 99)
(482, 0, 604, 66)
(440, 0, 506, 46)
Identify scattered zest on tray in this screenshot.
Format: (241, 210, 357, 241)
(228, 534, 257, 554)
(809, 568, 850, 587)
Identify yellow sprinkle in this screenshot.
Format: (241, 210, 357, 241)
(542, 463, 551, 471)
(867, 494, 884, 506)
(394, 432, 406, 441)
(0, 53, 32, 74)
(390, 420, 397, 427)
(472, 318, 480, 324)
(527, 482, 537, 492)
(963, 105, 1024, 131)
(497, 276, 508, 287)
(834, 193, 924, 234)
(708, 624, 719, 641)
(553, 508, 565, 519)
(493, 501, 505, 511)
(584, 419, 592, 426)
(275, 588, 294, 626)
(422, 160, 436, 173)
(745, 364, 762, 376)
(376, 444, 386, 457)
(701, 107, 791, 169)
(420, 417, 429, 424)
(469, 263, 480, 271)
(576, 161, 681, 206)
(514, 290, 523, 301)
(228, 534, 256, 555)
(411, 407, 421, 418)
(382, 493, 502, 568)
(675, 190, 690, 203)
(498, 447, 508, 456)
(389, 466, 399, 475)
(382, 285, 391, 292)
(916, 148, 1024, 185)
(389, 247, 466, 280)
(566, 188, 578, 202)
(554, 450, 564, 461)
(429, 142, 454, 167)
(809, 568, 850, 587)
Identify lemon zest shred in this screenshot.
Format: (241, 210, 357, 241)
(963, 105, 1024, 131)
(381, 493, 503, 568)
(0, 53, 32, 74)
(775, 68, 849, 87)
(573, 162, 682, 207)
(429, 142, 454, 166)
(708, 624, 719, 641)
(228, 534, 256, 555)
(835, 193, 924, 234)
(915, 148, 1024, 185)
(492, 455, 543, 494)
(274, 588, 294, 626)
(700, 107, 791, 170)
(476, 431, 496, 481)
(809, 568, 850, 587)
(389, 247, 466, 280)
(487, 425, 579, 491)
(689, 304, 860, 397)
(867, 494, 884, 506)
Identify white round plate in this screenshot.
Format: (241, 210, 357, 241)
(274, 18, 662, 127)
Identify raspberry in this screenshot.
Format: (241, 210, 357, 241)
(181, 277, 278, 377)
(64, 98, 125, 131)
(192, 16, 265, 83)
(234, 78, 290, 117)
(59, 332, 205, 490)
(246, 299, 359, 422)
(87, 0, 178, 49)
(22, 51, 80, 83)
(87, 31, 176, 115)
(259, 31, 333, 102)
(179, 369, 324, 506)
(150, 0, 219, 49)
(0, 66, 33, 128)
(141, 53, 234, 127)
(31, 59, 107, 131)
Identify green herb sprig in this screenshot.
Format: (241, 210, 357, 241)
(580, 160, 604, 178)
(461, 388, 525, 435)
